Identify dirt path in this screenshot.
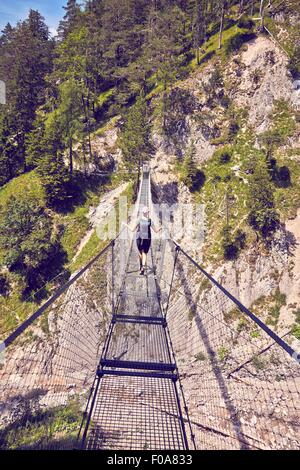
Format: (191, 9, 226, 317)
(73, 182, 129, 262)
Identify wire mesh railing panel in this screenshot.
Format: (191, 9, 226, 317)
(0, 249, 112, 450)
(85, 374, 186, 450)
(105, 322, 172, 365)
(162, 241, 300, 450)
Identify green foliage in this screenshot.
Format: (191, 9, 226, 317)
(247, 159, 279, 237)
(276, 166, 291, 188)
(37, 122, 71, 208)
(194, 352, 206, 361)
(180, 141, 205, 192)
(0, 11, 53, 183)
(119, 93, 151, 171)
(237, 15, 254, 30)
(216, 146, 232, 164)
(260, 101, 296, 154)
(225, 32, 256, 55)
(0, 195, 63, 290)
(218, 346, 229, 361)
(38, 152, 71, 208)
(222, 225, 246, 260)
(0, 398, 82, 450)
(274, 288, 286, 307)
(292, 324, 300, 340)
(237, 319, 247, 332)
(0, 116, 22, 186)
(58, 0, 82, 40)
(252, 355, 265, 370)
(287, 45, 300, 78)
(0, 273, 9, 296)
(265, 288, 286, 326)
(224, 306, 243, 324)
(250, 330, 260, 338)
(199, 277, 212, 294)
(25, 116, 46, 170)
(292, 308, 300, 324)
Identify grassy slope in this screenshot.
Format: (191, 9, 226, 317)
(167, 17, 300, 265)
(0, 166, 133, 337)
(0, 398, 82, 450)
(193, 101, 300, 263)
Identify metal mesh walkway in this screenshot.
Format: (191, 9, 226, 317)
(82, 168, 189, 450)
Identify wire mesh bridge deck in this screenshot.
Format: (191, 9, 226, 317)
(0, 166, 299, 450)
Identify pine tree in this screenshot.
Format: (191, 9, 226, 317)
(142, 4, 191, 129)
(0, 195, 57, 285)
(218, 0, 227, 49)
(181, 141, 205, 192)
(25, 116, 46, 170)
(37, 121, 71, 207)
(0, 11, 53, 180)
(247, 159, 279, 237)
(193, 0, 208, 64)
(119, 92, 151, 175)
(58, 0, 82, 40)
(56, 79, 83, 176)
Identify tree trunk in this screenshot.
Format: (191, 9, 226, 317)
(260, 0, 265, 30)
(250, 0, 254, 16)
(162, 82, 167, 131)
(81, 93, 92, 161)
(69, 137, 73, 177)
(82, 137, 87, 177)
(218, 1, 225, 50)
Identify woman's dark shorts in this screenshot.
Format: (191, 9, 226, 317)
(137, 237, 151, 254)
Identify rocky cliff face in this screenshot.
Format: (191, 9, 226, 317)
(150, 35, 300, 342)
(147, 35, 300, 449)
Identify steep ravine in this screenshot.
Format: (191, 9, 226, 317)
(151, 34, 300, 339)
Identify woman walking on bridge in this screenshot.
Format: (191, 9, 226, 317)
(126, 206, 161, 275)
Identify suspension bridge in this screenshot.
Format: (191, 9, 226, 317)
(0, 166, 299, 450)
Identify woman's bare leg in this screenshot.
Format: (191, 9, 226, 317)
(142, 252, 147, 268)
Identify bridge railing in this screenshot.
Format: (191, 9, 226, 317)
(0, 235, 125, 450)
(160, 239, 300, 450)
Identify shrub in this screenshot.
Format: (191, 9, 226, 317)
(276, 166, 291, 187)
(252, 355, 265, 370)
(225, 32, 256, 55)
(218, 346, 229, 361)
(237, 15, 254, 30)
(228, 120, 239, 139)
(292, 324, 300, 340)
(287, 46, 300, 79)
(247, 160, 279, 237)
(220, 94, 231, 108)
(214, 145, 233, 164)
(219, 151, 231, 164)
(0, 273, 9, 296)
(194, 352, 206, 361)
(292, 308, 300, 324)
(180, 142, 206, 192)
(0, 196, 65, 291)
(222, 226, 246, 260)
